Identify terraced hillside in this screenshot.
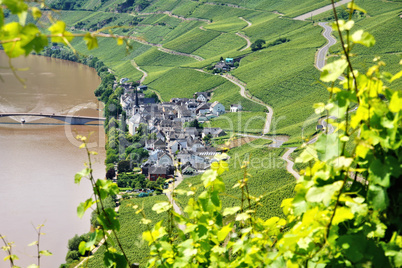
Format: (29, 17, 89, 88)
(42, 0, 401, 266)
(53, 0, 401, 142)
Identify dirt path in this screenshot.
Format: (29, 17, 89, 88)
(222, 74, 273, 134)
(96, 33, 204, 61)
(131, 60, 148, 84)
(138, 11, 210, 23)
(236, 32, 252, 51)
(239, 17, 252, 28)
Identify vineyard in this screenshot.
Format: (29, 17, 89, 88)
(86, 195, 169, 267)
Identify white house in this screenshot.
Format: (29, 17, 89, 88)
(210, 101, 225, 116)
(230, 104, 243, 112)
(128, 114, 146, 135)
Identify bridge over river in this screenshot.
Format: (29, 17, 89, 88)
(0, 113, 106, 125)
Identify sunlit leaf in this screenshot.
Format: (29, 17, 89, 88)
(352, 30, 375, 47)
(320, 59, 348, 82)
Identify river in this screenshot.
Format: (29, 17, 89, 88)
(0, 51, 106, 268)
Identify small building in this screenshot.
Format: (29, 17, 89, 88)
(214, 61, 230, 72)
(182, 165, 197, 175)
(196, 103, 211, 115)
(157, 152, 173, 166)
(128, 114, 146, 135)
(230, 104, 243, 112)
(225, 58, 234, 66)
(194, 92, 210, 103)
(210, 101, 225, 116)
(202, 128, 227, 138)
(138, 85, 148, 91)
(147, 165, 174, 181)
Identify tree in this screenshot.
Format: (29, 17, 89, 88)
(251, 39, 266, 51)
(106, 167, 116, 180)
(117, 160, 132, 173)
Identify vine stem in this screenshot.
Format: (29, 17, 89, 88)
(331, 0, 359, 96)
(0, 234, 15, 268)
(84, 143, 131, 266)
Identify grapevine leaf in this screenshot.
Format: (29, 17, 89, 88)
(320, 59, 348, 82)
(2, 22, 25, 58)
(389, 91, 402, 113)
(315, 133, 341, 161)
(103, 251, 127, 268)
(332, 207, 354, 225)
(77, 198, 94, 218)
(48, 21, 74, 44)
(27, 241, 38, 246)
(152, 202, 172, 214)
(368, 185, 389, 210)
(223, 206, 241, 216)
(39, 250, 52, 256)
(84, 33, 98, 50)
(75, 168, 90, 184)
(347, 2, 366, 13)
(352, 30, 375, 47)
(390, 70, 402, 83)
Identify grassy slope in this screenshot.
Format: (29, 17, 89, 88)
(86, 195, 168, 267)
(210, 81, 265, 112)
(232, 20, 328, 141)
(146, 68, 226, 101)
(206, 111, 267, 134)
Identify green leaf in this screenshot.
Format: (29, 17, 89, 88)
(3, 254, 19, 261)
(390, 70, 402, 83)
(389, 91, 402, 113)
(27, 264, 39, 268)
(2, 0, 28, 17)
(75, 168, 90, 184)
(39, 250, 52, 256)
(84, 33, 98, 50)
(0, 8, 4, 28)
(2, 22, 25, 58)
(320, 59, 348, 82)
(315, 133, 341, 161)
(152, 202, 172, 214)
(103, 251, 127, 268)
(78, 241, 87, 255)
(27, 241, 38, 246)
(368, 184, 389, 210)
(223, 206, 241, 216)
(347, 2, 366, 13)
(20, 24, 48, 55)
(369, 159, 390, 187)
(235, 213, 250, 222)
(77, 198, 94, 218)
(306, 181, 343, 206)
(332, 207, 354, 225)
(352, 30, 375, 47)
(31, 7, 42, 20)
(218, 223, 233, 242)
(48, 21, 74, 44)
(97, 208, 120, 231)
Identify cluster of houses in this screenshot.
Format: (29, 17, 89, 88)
(118, 82, 240, 181)
(214, 57, 239, 72)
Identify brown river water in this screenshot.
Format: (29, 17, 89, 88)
(0, 51, 106, 267)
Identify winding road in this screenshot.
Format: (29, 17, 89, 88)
(316, 22, 337, 70)
(293, 0, 352, 21)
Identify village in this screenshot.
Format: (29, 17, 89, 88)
(118, 77, 242, 183)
